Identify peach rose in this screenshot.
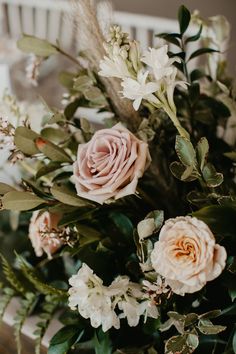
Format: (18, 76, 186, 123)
(151, 216, 227, 295)
(72, 123, 150, 204)
(29, 211, 63, 259)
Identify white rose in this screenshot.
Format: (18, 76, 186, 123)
(151, 216, 227, 295)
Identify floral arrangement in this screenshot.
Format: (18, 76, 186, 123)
(0, 2, 236, 354)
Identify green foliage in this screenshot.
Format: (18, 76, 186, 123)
(14, 126, 39, 156)
(0, 254, 26, 294)
(93, 329, 112, 354)
(16, 255, 68, 299)
(178, 5, 191, 35)
(48, 325, 85, 354)
(51, 184, 92, 207)
(17, 35, 58, 57)
(2, 191, 45, 211)
(34, 296, 59, 354)
(35, 137, 72, 163)
(0, 287, 15, 323)
(14, 292, 36, 354)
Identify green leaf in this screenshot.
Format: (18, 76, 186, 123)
(58, 71, 76, 89)
(185, 25, 203, 43)
(51, 184, 90, 207)
(35, 137, 72, 163)
(193, 205, 236, 239)
(202, 163, 224, 187)
(41, 127, 70, 144)
(199, 310, 221, 320)
(84, 87, 107, 107)
(170, 161, 198, 182)
(224, 151, 236, 162)
(156, 33, 180, 47)
(48, 326, 84, 354)
(74, 75, 94, 91)
(175, 136, 196, 167)
(64, 99, 81, 120)
(178, 5, 191, 35)
(14, 127, 39, 156)
(2, 191, 45, 211)
(93, 329, 112, 354)
(17, 35, 58, 57)
(190, 69, 206, 82)
(0, 253, 26, 294)
(198, 319, 226, 335)
(188, 48, 219, 61)
(0, 182, 16, 195)
(196, 137, 209, 171)
(165, 333, 199, 354)
(233, 330, 236, 354)
(146, 210, 164, 232)
(36, 162, 62, 179)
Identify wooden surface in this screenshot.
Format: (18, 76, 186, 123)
(0, 323, 47, 354)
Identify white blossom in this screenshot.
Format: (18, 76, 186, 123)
(68, 264, 120, 332)
(99, 55, 131, 79)
(68, 264, 159, 331)
(122, 70, 160, 110)
(141, 45, 177, 81)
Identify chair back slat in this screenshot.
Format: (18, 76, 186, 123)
(60, 14, 74, 50)
(35, 7, 48, 38)
(7, 3, 21, 38)
(135, 28, 150, 49)
(21, 5, 34, 35)
(48, 9, 61, 44)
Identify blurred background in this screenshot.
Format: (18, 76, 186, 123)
(0, 0, 235, 106)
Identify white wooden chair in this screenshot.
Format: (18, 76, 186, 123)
(0, 0, 188, 51)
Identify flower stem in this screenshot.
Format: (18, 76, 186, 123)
(160, 96, 189, 139)
(55, 46, 82, 67)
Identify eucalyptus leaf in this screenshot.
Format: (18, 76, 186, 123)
(36, 162, 62, 179)
(51, 184, 90, 207)
(58, 71, 76, 89)
(2, 191, 45, 211)
(14, 127, 39, 156)
(74, 75, 94, 91)
(35, 137, 72, 163)
(17, 35, 58, 57)
(0, 183, 16, 195)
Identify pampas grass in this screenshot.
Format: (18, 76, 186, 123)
(65, 0, 140, 130)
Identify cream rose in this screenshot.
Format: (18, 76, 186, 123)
(29, 211, 63, 259)
(151, 216, 227, 295)
(72, 123, 150, 204)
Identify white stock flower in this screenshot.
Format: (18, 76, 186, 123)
(141, 45, 177, 81)
(99, 55, 131, 79)
(68, 264, 120, 332)
(68, 264, 159, 331)
(151, 216, 227, 295)
(122, 70, 160, 110)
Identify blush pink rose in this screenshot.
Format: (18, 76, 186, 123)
(72, 123, 150, 204)
(151, 216, 227, 295)
(29, 211, 63, 259)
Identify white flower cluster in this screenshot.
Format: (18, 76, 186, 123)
(99, 26, 186, 112)
(68, 263, 158, 332)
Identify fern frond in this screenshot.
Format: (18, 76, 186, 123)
(16, 254, 68, 299)
(14, 292, 36, 354)
(0, 287, 15, 322)
(34, 295, 58, 354)
(0, 253, 26, 294)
